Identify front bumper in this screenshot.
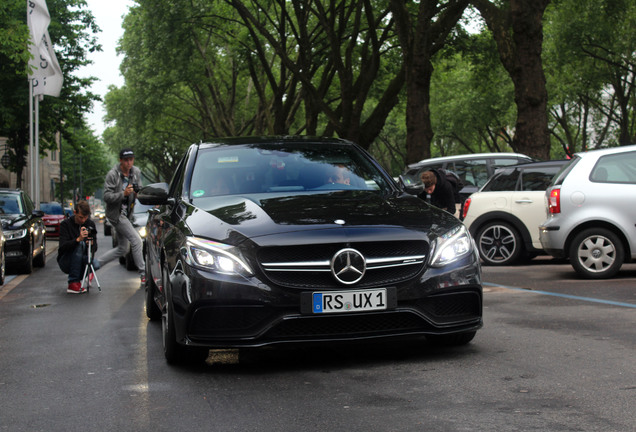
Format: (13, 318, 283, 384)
(169, 253, 483, 349)
(5, 238, 30, 263)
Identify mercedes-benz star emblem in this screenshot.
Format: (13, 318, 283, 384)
(331, 248, 366, 285)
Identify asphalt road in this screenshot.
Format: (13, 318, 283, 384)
(0, 225, 634, 432)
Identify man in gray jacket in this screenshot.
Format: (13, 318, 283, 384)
(97, 148, 145, 283)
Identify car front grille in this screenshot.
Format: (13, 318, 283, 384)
(257, 240, 429, 289)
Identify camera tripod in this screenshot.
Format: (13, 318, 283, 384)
(81, 237, 101, 292)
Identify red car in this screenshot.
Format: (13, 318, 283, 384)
(40, 202, 66, 237)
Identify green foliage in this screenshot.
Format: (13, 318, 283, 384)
(0, 0, 102, 187)
(60, 128, 111, 201)
(431, 31, 517, 157)
(544, 0, 636, 153)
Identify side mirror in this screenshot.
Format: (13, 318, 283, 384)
(398, 175, 423, 196)
(138, 182, 170, 206)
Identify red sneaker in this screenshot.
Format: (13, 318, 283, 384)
(67, 281, 86, 294)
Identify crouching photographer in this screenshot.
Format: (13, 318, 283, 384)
(57, 200, 100, 294)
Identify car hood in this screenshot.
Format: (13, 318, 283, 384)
(185, 191, 458, 246)
(0, 214, 27, 230)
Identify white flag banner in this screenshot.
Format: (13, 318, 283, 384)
(27, 0, 63, 97)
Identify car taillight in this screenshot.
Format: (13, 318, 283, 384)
(548, 187, 561, 214)
(462, 197, 471, 219)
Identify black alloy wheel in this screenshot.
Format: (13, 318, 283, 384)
(476, 221, 522, 266)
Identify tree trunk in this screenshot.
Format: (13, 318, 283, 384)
(405, 58, 434, 163)
(473, 0, 551, 160)
(390, 0, 469, 165)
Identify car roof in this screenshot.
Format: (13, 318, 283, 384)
(198, 136, 355, 148)
(407, 152, 533, 169)
(495, 159, 568, 170)
(0, 189, 21, 194)
(575, 144, 636, 158)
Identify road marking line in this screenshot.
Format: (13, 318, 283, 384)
(483, 282, 636, 309)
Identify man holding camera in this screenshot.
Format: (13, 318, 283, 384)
(97, 148, 145, 284)
(58, 200, 100, 294)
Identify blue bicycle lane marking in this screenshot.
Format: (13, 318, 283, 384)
(483, 282, 636, 309)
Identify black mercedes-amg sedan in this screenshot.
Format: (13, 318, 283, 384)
(138, 137, 483, 364)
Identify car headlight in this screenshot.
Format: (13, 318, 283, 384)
(4, 228, 27, 240)
(138, 226, 147, 238)
(430, 225, 473, 267)
(184, 237, 253, 276)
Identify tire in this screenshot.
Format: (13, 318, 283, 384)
(145, 275, 161, 321)
(569, 228, 624, 279)
(426, 331, 476, 346)
(475, 221, 522, 266)
(0, 248, 5, 286)
(125, 252, 137, 271)
(19, 242, 34, 274)
(33, 237, 46, 268)
(161, 265, 208, 365)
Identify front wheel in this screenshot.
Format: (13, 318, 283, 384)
(569, 228, 624, 279)
(145, 275, 161, 321)
(476, 221, 522, 266)
(161, 265, 208, 364)
(33, 237, 46, 268)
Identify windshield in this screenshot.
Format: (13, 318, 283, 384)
(189, 143, 392, 199)
(0, 194, 23, 214)
(40, 202, 64, 215)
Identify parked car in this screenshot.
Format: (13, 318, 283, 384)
(139, 137, 483, 364)
(400, 152, 536, 206)
(111, 199, 153, 270)
(540, 145, 636, 279)
(40, 202, 65, 237)
(0, 189, 46, 273)
(103, 217, 112, 236)
(462, 160, 568, 266)
(0, 225, 5, 285)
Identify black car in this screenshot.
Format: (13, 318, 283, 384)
(0, 189, 46, 273)
(139, 137, 483, 364)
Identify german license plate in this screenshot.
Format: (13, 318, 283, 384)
(312, 289, 387, 314)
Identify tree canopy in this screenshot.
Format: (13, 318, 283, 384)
(0, 0, 105, 194)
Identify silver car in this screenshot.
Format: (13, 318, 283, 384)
(539, 145, 636, 279)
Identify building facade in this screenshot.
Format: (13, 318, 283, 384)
(0, 136, 61, 204)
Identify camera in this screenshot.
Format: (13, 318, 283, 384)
(132, 183, 140, 193)
(82, 225, 96, 236)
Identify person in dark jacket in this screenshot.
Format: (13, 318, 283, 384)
(419, 170, 457, 216)
(57, 200, 100, 294)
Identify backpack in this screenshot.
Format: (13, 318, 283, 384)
(437, 168, 464, 203)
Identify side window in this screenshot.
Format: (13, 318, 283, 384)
(492, 158, 525, 169)
(483, 171, 519, 191)
(520, 167, 560, 191)
(453, 159, 489, 188)
(591, 151, 636, 184)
